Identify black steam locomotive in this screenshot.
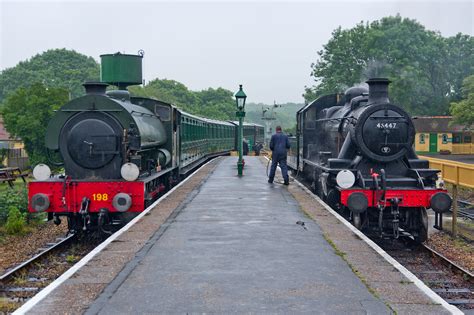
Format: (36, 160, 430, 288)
(288, 78, 451, 243)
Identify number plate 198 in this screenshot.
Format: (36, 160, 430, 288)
(92, 193, 109, 201)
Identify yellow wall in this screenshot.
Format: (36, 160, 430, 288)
(437, 132, 452, 152)
(12, 141, 24, 149)
(415, 133, 430, 152)
(415, 132, 452, 153)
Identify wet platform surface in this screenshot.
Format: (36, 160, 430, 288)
(86, 157, 389, 314)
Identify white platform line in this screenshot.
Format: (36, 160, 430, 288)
(266, 157, 461, 315)
(14, 159, 217, 315)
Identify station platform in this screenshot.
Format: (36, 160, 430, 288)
(25, 157, 454, 314)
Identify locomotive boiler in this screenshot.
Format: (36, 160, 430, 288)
(288, 78, 451, 242)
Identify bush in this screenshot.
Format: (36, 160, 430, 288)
(5, 207, 26, 234)
(0, 187, 28, 225)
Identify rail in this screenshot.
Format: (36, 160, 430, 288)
(0, 233, 76, 282)
(419, 155, 474, 237)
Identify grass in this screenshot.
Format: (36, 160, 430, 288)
(66, 255, 80, 264)
(0, 297, 20, 313)
(12, 270, 28, 285)
(0, 178, 29, 193)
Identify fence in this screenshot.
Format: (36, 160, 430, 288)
(419, 155, 474, 236)
(2, 148, 29, 170)
(452, 144, 474, 154)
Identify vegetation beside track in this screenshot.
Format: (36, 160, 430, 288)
(0, 182, 45, 239)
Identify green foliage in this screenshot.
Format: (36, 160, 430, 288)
(450, 75, 474, 126)
(0, 186, 28, 224)
(306, 15, 474, 115)
(66, 255, 79, 264)
(130, 79, 236, 120)
(0, 48, 99, 102)
(245, 102, 302, 133)
(1, 83, 68, 165)
(5, 207, 26, 235)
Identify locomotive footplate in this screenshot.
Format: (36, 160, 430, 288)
(28, 180, 146, 215)
(340, 188, 449, 209)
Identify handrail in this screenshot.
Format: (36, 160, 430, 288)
(419, 155, 474, 189)
(419, 155, 473, 237)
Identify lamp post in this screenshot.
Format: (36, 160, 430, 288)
(235, 84, 247, 176)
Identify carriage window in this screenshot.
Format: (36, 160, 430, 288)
(442, 134, 448, 144)
(419, 134, 425, 144)
(464, 135, 472, 143)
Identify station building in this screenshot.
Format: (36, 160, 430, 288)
(413, 116, 473, 154)
(0, 117, 28, 168)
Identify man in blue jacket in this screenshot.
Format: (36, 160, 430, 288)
(268, 126, 290, 185)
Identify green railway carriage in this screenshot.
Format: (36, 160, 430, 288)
(179, 111, 235, 173)
(250, 123, 265, 148)
(230, 122, 265, 152)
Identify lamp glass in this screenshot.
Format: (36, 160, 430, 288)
(237, 98, 245, 109)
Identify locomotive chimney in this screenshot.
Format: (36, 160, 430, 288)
(366, 78, 391, 104)
(83, 82, 108, 95)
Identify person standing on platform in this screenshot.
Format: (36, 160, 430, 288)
(268, 126, 290, 185)
(243, 138, 249, 156)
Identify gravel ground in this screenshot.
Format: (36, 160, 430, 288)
(427, 231, 474, 273)
(0, 220, 69, 275)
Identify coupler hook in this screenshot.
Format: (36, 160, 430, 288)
(79, 197, 91, 231)
(390, 198, 400, 239)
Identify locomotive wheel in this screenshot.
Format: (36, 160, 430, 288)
(414, 208, 428, 243)
(353, 213, 362, 230)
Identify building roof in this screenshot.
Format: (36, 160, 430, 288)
(413, 116, 469, 133)
(0, 117, 12, 141)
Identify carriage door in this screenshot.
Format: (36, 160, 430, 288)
(429, 133, 438, 153)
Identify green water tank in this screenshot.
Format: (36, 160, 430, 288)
(100, 52, 143, 89)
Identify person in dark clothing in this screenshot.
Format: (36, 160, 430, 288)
(268, 126, 290, 185)
(242, 138, 249, 156)
(254, 142, 263, 156)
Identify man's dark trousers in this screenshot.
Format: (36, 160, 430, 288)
(268, 155, 289, 183)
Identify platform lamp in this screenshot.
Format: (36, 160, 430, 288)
(235, 84, 247, 176)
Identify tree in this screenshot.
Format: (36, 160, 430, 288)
(445, 34, 474, 101)
(1, 83, 68, 166)
(450, 75, 474, 127)
(308, 23, 371, 97)
(0, 49, 99, 102)
(305, 15, 473, 116)
(196, 87, 236, 120)
(130, 79, 237, 120)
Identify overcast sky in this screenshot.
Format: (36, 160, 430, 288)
(1, 0, 473, 104)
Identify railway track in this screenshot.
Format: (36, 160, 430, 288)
(456, 200, 474, 220)
(0, 233, 76, 282)
(377, 237, 473, 310)
(0, 234, 100, 313)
